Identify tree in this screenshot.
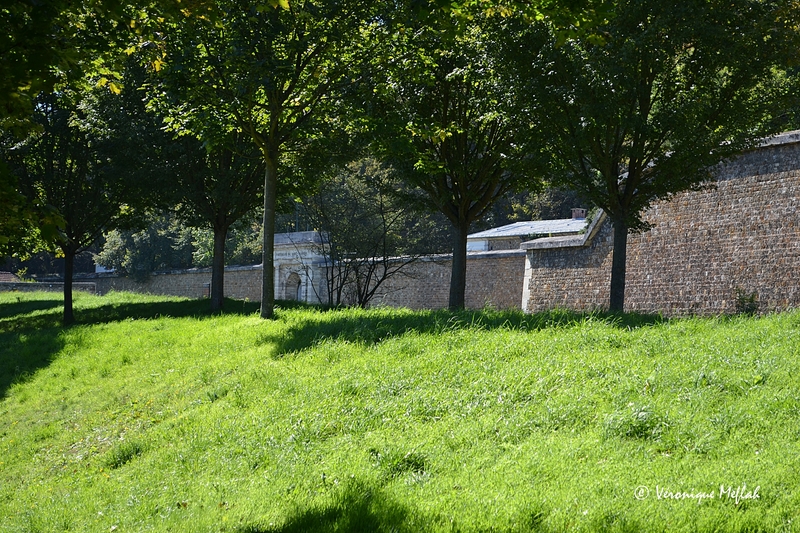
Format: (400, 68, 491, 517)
(2, 90, 147, 324)
(504, 0, 800, 311)
(0, 163, 64, 260)
(80, 57, 265, 312)
(151, 0, 376, 318)
(302, 158, 440, 308)
(167, 135, 264, 311)
(1, 1, 114, 256)
(365, 11, 543, 310)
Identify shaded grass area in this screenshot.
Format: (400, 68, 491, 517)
(246, 480, 414, 533)
(1, 291, 800, 533)
(0, 290, 263, 332)
(266, 305, 666, 356)
(0, 291, 262, 399)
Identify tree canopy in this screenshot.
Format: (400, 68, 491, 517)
(167, 134, 264, 311)
(4, 0, 800, 317)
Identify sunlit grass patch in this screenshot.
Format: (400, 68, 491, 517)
(1, 291, 799, 532)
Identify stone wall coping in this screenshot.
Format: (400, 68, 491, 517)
(521, 211, 607, 250)
(466, 249, 527, 259)
(274, 231, 325, 245)
(759, 130, 800, 148)
(66, 264, 265, 281)
(0, 281, 96, 291)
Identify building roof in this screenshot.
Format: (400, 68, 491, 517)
(467, 218, 588, 240)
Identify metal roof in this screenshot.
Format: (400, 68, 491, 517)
(467, 218, 588, 240)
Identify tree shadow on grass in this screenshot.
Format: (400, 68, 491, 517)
(266, 307, 668, 357)
(76, 297, 260, 324)
(0, 296, 263, 332)
(240, 480, 415, 533)
(0, 297, 62, 319)
(238, 478, 566, 533)
(0, 327, 64, 400)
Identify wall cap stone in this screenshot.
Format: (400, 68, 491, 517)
(758, 129, 800, 148)
(466, 249, 527, 259)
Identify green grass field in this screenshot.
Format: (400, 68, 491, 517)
(1, 290, 799, 532)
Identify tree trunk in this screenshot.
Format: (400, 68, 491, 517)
(210, 225, 227, 312)
(449, 222, 469, 310)
(260, 155, 278, 319)
(63, 248, 75, 326)
(609, 218, 629, 313)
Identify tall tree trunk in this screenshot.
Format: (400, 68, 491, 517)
(210, 225, 227, 312)
(449, 222, 469, 310)
(63, 248, 75, 326)
(260, 155, 278, 319)
(609, 218, 628, 313)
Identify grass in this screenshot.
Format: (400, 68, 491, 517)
(1, 290, 800, 532)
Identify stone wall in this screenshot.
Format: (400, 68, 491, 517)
(43, 251, 524, 311)
(373, 250, 527, 310)
(523, 133, 800, 316)
(9, 133, 800, 316)
(85, 265, 262, 301)
(0, 281, 97, 294)
(521, 214, 613, 312)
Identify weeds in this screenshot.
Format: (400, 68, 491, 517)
(735, 287, 759, 315)
(105, 439, 146, 469)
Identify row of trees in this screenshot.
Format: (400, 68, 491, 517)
(2, 0, 799, 324)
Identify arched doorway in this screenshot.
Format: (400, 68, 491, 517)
(285, 272, 302, 301)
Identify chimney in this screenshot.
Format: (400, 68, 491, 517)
(571, 208, 587, 219)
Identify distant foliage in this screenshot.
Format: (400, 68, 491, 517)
(96, 212, 265, 279)
(95, 212, 194, 281)
(190, 219, 263, 268)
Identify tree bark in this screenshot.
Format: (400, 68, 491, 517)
(609, 218, 628, 313)
(449, 222, 469, 310)
(63, 248, 75, 326)
(210, 225, 227, 312)
(260, 155, 278, 319)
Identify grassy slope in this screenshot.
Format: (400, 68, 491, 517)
(1, 291, 799, 532)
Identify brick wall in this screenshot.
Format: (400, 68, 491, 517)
(523, 134, 800, 316)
